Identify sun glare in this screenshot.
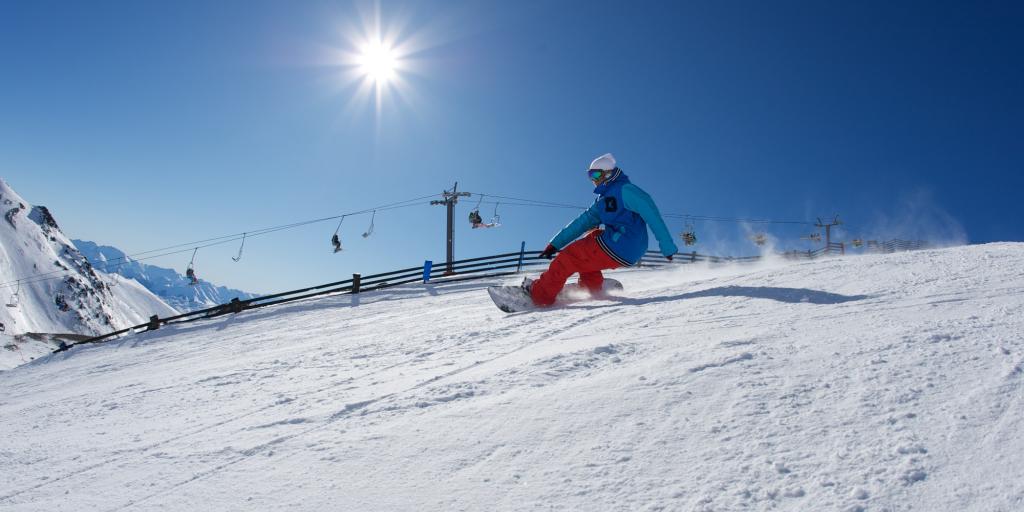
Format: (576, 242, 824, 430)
(358, 41, 398, 84)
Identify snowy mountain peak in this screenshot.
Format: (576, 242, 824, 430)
(0, 178, 178, 345)
(28, 204, 61, 234)
(72, 240, 257, 313)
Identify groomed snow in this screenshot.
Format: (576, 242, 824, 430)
(1, 243, 1022, 511)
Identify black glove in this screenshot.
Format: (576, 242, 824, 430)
(666, 254, 674, 261)
(540, 244, 557, 259)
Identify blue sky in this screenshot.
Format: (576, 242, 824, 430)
(1, 0, 1022, 293)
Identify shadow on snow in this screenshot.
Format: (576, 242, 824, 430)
(578, 285, 870, 310)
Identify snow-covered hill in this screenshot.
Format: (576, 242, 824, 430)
(0, 179, 178, 355)
(73, 239, 256, 313)
(1, 243, 1022, 511)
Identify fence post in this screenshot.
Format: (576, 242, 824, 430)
(352, 273, 361, 294)
(516, 241, 526, 273)
(422, 261, 433, 283)
(691, 251, 697, 262)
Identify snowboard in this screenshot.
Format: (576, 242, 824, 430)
(487, 278, 623, 313)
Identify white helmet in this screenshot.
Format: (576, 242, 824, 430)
(589, 152, 616, 171)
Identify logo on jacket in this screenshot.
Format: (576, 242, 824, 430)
(604, 197, 618, 212)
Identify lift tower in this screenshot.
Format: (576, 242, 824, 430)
(431, 183, 471, 275)
(815, 216, 842, 248)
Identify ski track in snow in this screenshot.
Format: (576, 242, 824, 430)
(1, 243, 1024, 511)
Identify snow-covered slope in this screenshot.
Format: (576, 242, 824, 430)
(1, 243, 1022, 511)
(73, 240, 256, 312)
(0, 179, 178, 349)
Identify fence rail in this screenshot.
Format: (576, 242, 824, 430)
(866, 239, 929, 253)
(54, 238, 930, 354)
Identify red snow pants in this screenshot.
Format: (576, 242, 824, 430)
(530, 230, 622, 306)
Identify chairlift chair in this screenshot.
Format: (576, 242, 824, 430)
(331, 217, 345, 253)
(185, 248, 199, 286)
(800, 233, 822, 244)
(362, 210, 376, 238)
(232, 233, 246, 262)
(680, 218, 697, 246)
(488, 202, 502, 227)
(468, 194, 487, 228)
(6, 280, 19, 308)
(469, 195, 499, 229)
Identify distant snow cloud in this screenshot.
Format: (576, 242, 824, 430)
(844, 189, 967, 247)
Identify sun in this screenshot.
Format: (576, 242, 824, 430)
(357, 40, 398, 85)
(323, 3, 434, 123)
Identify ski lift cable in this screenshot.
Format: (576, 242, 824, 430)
(471, 193, 583, 210)
(7, 199, 431, 291)
(473, 191, 815, 225)
(473, 200, 580, 210)
(16, 199, 426, 281)
(0, 194, 436, 288)
(3, 208, 414, 291)
(0, 194, 437, 289)
(2, 230, 279, 290)
(471, 193, 814, 231)
(95, 193, 436, 263)
(473, 196, 811, 225)
(1, 234, 252, 290)
(662, 213, 813, 226)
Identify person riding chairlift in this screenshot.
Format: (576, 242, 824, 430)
(469, 210, 485, 228)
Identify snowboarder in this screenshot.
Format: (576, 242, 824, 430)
(525, 153, 677, 307)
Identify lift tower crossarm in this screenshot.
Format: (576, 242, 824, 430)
(815, 216, 842, 249)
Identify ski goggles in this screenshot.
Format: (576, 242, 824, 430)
(587, 169, 610, 182)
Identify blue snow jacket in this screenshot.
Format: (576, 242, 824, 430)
(549, 169, 678, 265)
